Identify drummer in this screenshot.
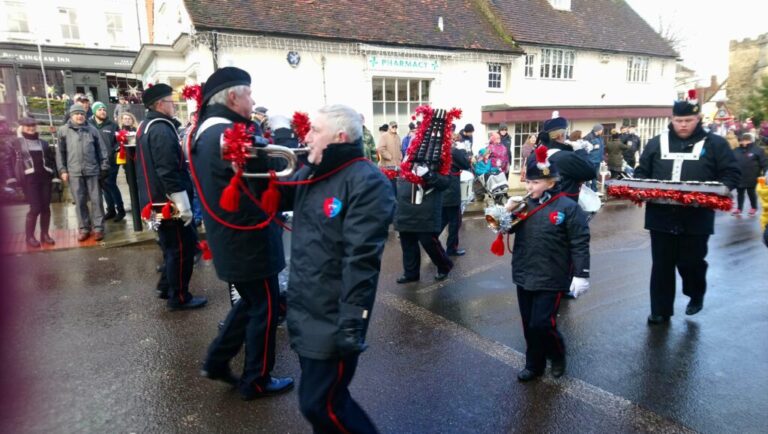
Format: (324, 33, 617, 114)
(634, 91, 740, 324)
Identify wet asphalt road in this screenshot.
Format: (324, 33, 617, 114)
(4, 202, 768, 433)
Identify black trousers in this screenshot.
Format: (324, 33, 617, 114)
(399, 231, 453, 278)
(440, 205, 462, 254)
(23, 180, 52, 237)
(517, 287, 565, 373)
(736, 187, 758, 211)
(649, 230, 709, 316)
(156, 220, 197, 305)
(205, 275, 280, 392)
(299, 355, 378, 434)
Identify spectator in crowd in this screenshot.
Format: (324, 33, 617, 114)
(519, 133, 537, 182)
(605, 129, 630, 179)
(401, 122, 416, 156)
(8, 117, 57, 247)
(584, 124, 605, 191)
(251, 106, 269, 135)
(732, 133, 768, 217)
(56, 103, 110, 241)
(486, 132, 509, 173)
(566, 130, 591, 157)
(89, 101, 125, 222)
(376, 121, 402, 167)
(119, 112, 138, 132)
(360, 113, 377, 162)
(498, 123, 512, 171)
(113, 95, 130, 122)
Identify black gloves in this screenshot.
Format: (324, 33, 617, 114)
(336, 303, 369, 357)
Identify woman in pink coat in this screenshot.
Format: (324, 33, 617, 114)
(486, 132, 509, 173)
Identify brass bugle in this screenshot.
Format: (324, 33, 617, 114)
(231, 145, 309, 178)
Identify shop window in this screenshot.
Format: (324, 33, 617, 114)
(372, 77, 431, 131)
(511, 122, 543, 172)
(58, 8, 80, 40)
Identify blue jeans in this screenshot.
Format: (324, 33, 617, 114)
(590, 162, 600, 191)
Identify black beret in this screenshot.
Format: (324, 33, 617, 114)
(142, 83, 173, 106)
(672, 100, 700, 116)
(464, 123, 475, 132)
(543, 117, 568, 132)
(202, 67, 251, 105)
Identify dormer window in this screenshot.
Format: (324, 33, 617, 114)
(549, 0, 571, 11)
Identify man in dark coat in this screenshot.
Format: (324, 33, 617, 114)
(499, 123, 512, 170)
(286, 104, 395, 432)
(634, 96, 741, 324)
(191, 68, 293, 400)
(89, 101, 125, 222)
(395, 160, 453, 283)
(620, 125, 641, 168)
(529, 117, 596, 197)
(732, 133, 767, 216)
(135, 83, 207, 311)
(440, 146, 471, 256)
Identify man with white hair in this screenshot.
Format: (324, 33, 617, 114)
(286, 104, 395, 433)
(191, 67, 293, 400)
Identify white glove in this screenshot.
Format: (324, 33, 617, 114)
(169, 191, 193, 226)
(569, 277, 590, 298)
(414, 165, 430, 177)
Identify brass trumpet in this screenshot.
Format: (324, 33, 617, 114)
(223, 145, 309, 178)
(485, 193, 531, 233)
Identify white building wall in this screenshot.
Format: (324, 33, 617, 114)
(0, 0, 143, 50)
(153, 0, 194, 45)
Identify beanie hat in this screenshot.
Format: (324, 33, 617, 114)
(92, 101, 106, 113)
(592, 124, 604, 133)
(142, 83, 173, 106)
(69, 103, 86, 114)
(464, 123, 475, 133)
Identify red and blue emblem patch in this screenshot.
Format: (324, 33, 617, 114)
(549, 211, 565, 225)
(323, 197, 342, 218)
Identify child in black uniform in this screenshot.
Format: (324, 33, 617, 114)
(507, 146, 591, 381)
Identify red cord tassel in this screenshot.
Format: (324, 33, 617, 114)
(197, 241, 213, 260)
(161, 201, 172, 219)
(141, 203, 152, 220)
(261, 173, 281, 216)
(490, 232, 505, 256)
(220, 168, 243, 212)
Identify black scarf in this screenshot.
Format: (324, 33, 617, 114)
(22, 132, 39, 140)
(307, 142, 365, 178)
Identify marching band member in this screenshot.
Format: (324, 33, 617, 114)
(191, 67, 294, 399)
(287, 104, 395, 432)
(135, 83, 207, 310)
(634, 92, 740, 324)
(508, 146, 590, 382)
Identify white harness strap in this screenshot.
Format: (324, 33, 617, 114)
(194, 116, 231, 142)
(660, 130, 705, 182)
(139, 118, 181, 142)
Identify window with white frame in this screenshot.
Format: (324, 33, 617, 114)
(626, 56, 649, 82)
(105, 13, 124, 45)
(512, 122, 543, 172)
(548, 0, 571, 11)
(540, 48, 574, 79)
(624, 117, 668, 151)
(488, 63, 502, 89)
(58, 8, 80, 40)
(372, 77, 431, 130)
(5, 1, 29, 33)
(524, 54, 536, 78)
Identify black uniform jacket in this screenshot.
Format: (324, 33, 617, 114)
(510, 189, 590, 292)
(191, 105, 285, 282)
(285, 142, 395, 359)
(443, 147, 471, 207)
(634, 122, 741, 235)
(528, 142, 596, 196)
(733, 143, 767, 188)
(394, 171, 451, 233)
(136, 110, 193, 209)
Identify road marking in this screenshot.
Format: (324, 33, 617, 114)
(379, 291, 695, 433)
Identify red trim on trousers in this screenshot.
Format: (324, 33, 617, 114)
(327, 360, 351, 434)
(261, 279, 273, 378)
(176, 225, 185, 304)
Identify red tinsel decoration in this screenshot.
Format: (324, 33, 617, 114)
(197, 241, 213, 260)
(115, 129, 128, 160)
(161, 201, 172, 219)
(607, 185, 732, 211)
(399, 105, 461, 185)
(221, 123, 251, 166)
(292, 112, 311, 144)
(380, 167, 398, 180)
(181, 84, 203, 110)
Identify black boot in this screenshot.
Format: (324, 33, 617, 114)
(113, 205, 126, 222)
(25, 215, 40, 248)
(39, 211, 55, 245)
(104, 206, 116, 221)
